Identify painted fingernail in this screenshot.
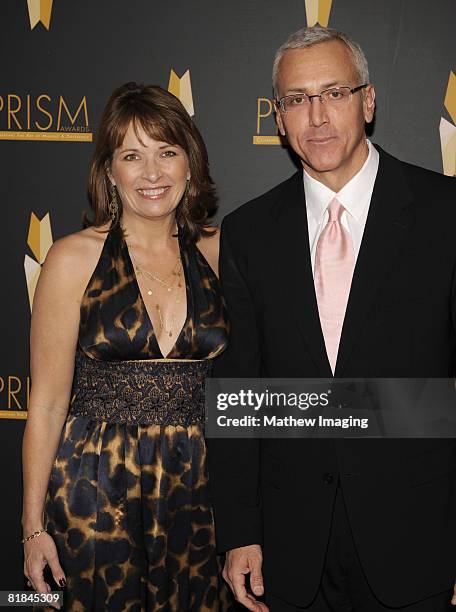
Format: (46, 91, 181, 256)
(58, 578, 66, 587)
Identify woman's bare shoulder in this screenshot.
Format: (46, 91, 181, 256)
(197, 226, 220, 276)
(41, 225, 110, 287)
(46, 225, 108, 261)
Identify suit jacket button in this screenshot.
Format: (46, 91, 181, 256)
(322, 473, 334, 484)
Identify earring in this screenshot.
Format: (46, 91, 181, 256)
(183, 179, 190, 209)
(109, 184, 119, 221)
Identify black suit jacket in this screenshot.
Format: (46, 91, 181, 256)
(207, 146, 456, 608)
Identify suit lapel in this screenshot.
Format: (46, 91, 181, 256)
(335, 147, 415, 376)
(274, 172, 333, 376)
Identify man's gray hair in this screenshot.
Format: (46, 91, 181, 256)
(272, 26, 370, 98)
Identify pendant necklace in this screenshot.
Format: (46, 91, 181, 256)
(128, 246, 183, 337)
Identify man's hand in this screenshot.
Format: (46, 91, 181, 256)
(452, 582, 456, 605)
(223, 544, 268, 611)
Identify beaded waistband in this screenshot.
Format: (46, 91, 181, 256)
(69, 350, 212, 425)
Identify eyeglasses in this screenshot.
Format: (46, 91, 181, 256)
(276, 84, 369, 113)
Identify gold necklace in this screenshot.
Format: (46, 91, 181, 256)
(154, 281, 184, 337)
(128, 246, 181, 293)
(128, 246, 184, 337)
(139, 258, 182, 292)
(156, 302, 174, 337)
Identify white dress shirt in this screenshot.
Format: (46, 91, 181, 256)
(303, 139, 380, 274)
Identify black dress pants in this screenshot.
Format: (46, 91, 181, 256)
(264, 484, 453, 611)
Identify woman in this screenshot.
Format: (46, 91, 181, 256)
(22, 82, 232, 611)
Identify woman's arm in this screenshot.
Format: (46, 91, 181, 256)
(22, 231, 101, 595)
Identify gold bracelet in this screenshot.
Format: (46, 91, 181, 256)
(21, 528, 47, 544)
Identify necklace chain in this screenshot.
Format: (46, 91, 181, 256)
(138, 257, 181, 291)
(128, 245, 183, 338)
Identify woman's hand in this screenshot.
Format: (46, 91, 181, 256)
(23, 532, 65, 610)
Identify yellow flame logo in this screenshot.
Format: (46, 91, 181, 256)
(440, 71, 456, 176)
(168, 69, 194, 117)
(27, 0, 54, 30)
(304, 0, 332, 27)
(24, 212, 53, 310)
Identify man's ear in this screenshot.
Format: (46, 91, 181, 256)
(274, 101, 286, 137)
(363, 84, 376, 124)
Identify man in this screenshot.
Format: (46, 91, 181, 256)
(208, 26, 456, 611)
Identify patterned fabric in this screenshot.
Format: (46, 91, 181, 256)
(78, 225, 228, 361)
(43, 225, 232, 611)
(70, 352, 211, 426)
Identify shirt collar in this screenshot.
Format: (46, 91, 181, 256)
(303, 139, 379, 222)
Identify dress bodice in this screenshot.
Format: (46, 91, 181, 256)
(78, 225, 229, 361)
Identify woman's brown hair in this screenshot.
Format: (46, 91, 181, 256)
(86, 82, 217, 241)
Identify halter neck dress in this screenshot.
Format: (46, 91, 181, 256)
(43, 225, 232, 611)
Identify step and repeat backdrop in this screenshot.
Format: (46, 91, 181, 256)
(1, 0, 455, 592)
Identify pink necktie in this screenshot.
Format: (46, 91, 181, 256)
(314, 198, 355, 373)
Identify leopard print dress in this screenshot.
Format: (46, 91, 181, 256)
(43, 225, 232, 611)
